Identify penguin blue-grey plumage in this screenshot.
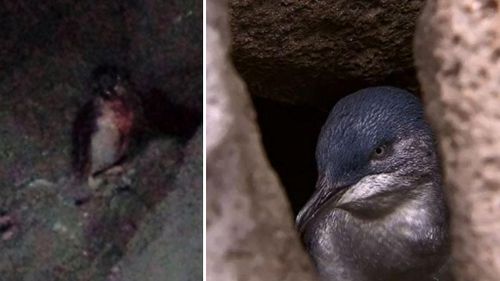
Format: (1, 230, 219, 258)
(296, 87, 450, 281)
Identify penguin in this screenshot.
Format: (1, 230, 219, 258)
(296, 87, 450, 281)
(72, 65, 140, 187)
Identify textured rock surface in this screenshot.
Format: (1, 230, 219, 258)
(0, 1, 201, 280)
(117, 129, 202, 281)
(207, 0, 317, 280)
(415, 1, 500, 281)
(229, 0, 424, 109)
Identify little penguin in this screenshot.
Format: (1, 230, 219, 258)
(296, 87, 450, 281)
(72, 66, 140, 187)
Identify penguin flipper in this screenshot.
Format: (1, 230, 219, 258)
(71, 100, 97, 179)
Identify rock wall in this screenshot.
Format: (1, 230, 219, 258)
(230, 0, 425, 109)
(415, 1, 500, 281)
(206, 0, 317, 280)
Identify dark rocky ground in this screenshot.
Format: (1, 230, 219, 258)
(0, 1, 202, 280)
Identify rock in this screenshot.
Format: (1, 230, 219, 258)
(0, 181, 87, 281)
(415, 1, 500, 280)
(207, 0, 317, 280)
(229, 0, 424, 109)
(117, 128, 203, 281)
(0, 130, 200, 281)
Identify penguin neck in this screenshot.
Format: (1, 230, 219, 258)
(304, 179, 449, 281)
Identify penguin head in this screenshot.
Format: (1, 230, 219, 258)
(316, 86, 437, 191)
(297, 86, 440, 227)
(91, 65, 130, 99)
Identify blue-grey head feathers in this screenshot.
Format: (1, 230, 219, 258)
(316, 86, 436, 191)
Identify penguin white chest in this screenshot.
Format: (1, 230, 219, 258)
(90, 109, 123, 175)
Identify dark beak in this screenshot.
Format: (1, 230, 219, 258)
(296, 180, 349, 234)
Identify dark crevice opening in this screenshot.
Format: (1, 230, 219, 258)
(252, 96, 329, 215)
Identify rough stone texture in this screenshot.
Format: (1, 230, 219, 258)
(229, 0, 424, 110)
(0, 1, 201, 280)
(206, 0, 317, 280)
(116, 129, 202, 281)
(415, 1, 500, 281)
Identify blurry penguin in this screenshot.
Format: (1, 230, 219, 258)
(72, 65, 142, 188)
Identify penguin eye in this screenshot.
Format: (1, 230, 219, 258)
(372, 144, 388, 159)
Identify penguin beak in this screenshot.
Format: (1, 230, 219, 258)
(296, 178, 350, 234)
